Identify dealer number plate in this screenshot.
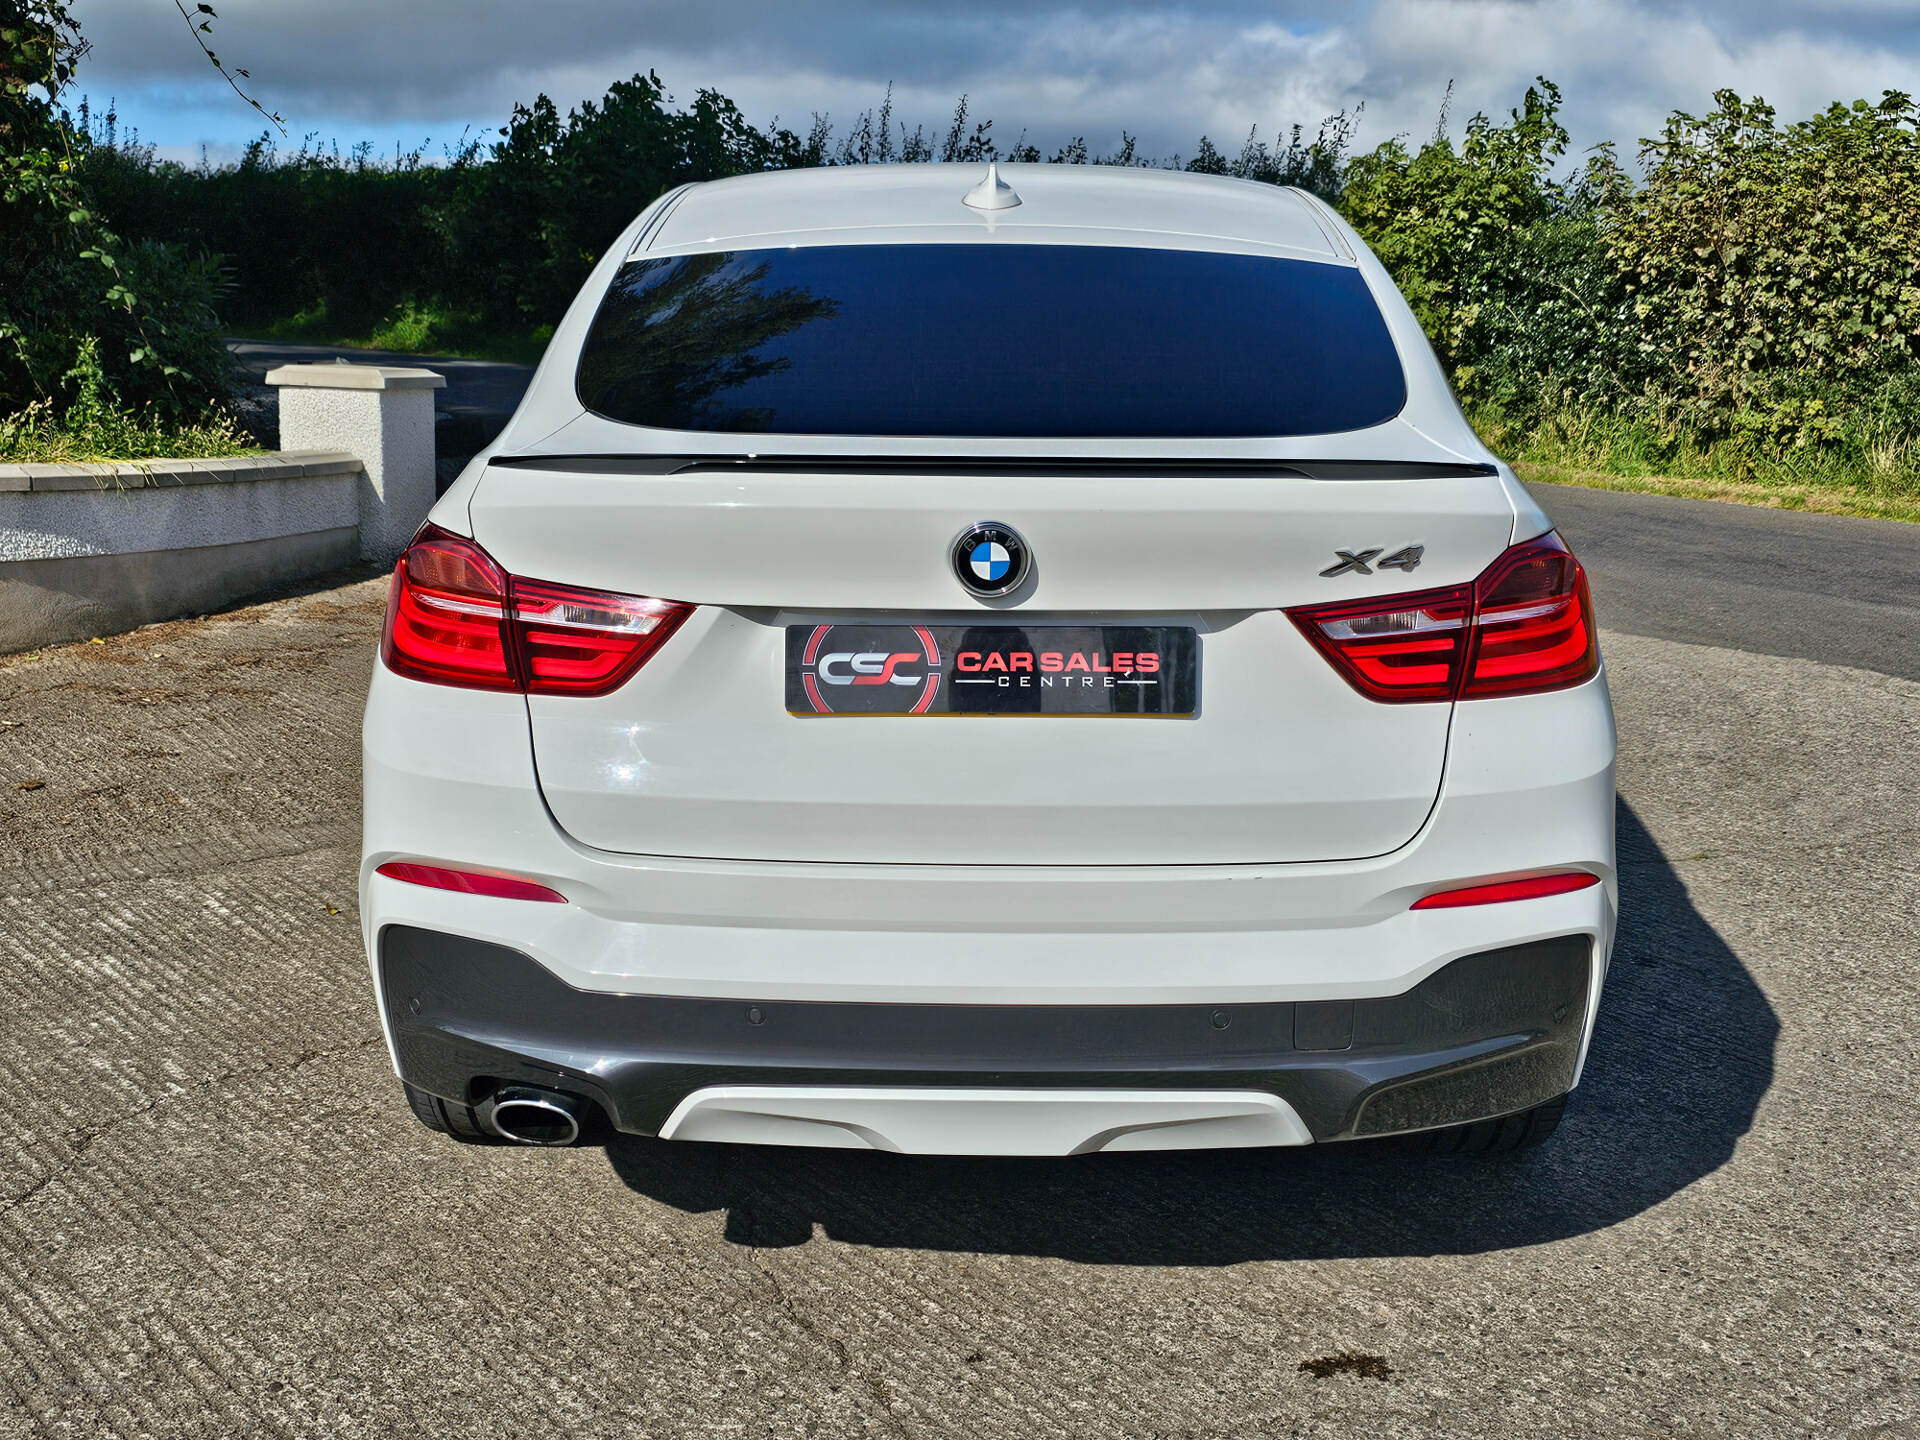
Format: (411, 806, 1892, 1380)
(785, 625, 1198, 716)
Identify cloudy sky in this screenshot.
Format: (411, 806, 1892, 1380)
(69, 0, 1920, 169)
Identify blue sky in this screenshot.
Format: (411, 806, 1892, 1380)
(69, 0, 1920, 169)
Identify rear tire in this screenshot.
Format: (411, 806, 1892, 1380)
(1418, 1094, 1568, 1155)
(402, 1081, 495, 1143)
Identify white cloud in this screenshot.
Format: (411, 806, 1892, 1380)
(67, 0, 1920, 168)
(1356, 0, 1919, 158)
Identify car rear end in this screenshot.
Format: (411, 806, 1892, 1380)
(361, 165, 1616, 1156)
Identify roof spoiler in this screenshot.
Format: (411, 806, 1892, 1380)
(487, 454, 1499, 481)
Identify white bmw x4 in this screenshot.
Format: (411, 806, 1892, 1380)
(362, 163, 1616, 1158)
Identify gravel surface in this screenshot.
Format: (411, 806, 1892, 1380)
(1, 559, 1915, 1438)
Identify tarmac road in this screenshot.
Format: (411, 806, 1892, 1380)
(226, 339, 535, 472)
(225, 338, 535, 424)
(1, 491, 1915, 1438)
(1535, 483, 1920, 681)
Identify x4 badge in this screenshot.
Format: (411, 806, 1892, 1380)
(1320, 544, 1424, 577)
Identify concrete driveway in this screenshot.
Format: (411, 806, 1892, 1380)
(1, 489, 1915, 1438)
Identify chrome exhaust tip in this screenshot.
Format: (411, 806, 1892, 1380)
(482, 1086, 589, 1146)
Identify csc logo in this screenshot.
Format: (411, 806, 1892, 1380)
(796, 624, 944, 715)
(817, 651, 924, 687)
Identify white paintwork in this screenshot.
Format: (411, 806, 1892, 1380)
(481, 461, 1518, 863)
(272, 365, 444, 561)
(641, 164, 1343, 260)
(658, 1086, 1313, 1155)
(961, 161, 1021, 211)
(525, 607, 1448, 865)
(473, 465, 1514, 612)
(362, 166, 1620, 1152)
(360, 662, 1615, 1007)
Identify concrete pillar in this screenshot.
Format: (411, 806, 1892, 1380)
(266, 363, 446, 562)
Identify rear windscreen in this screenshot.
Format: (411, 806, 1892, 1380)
(575, 243, 1406, 437)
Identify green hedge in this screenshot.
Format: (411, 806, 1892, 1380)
(7, 24, 1917, 492)
(1338, 82, 1920, 492)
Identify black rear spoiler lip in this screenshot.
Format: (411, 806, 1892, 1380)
(486, 454, 1499, 481)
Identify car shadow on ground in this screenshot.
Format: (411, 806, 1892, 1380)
(603, 798, 1775, 1262)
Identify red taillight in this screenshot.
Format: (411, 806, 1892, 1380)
(1284, 582, 1473, 702)
(1459, 533, 1598, 698)
(1411, 871, 1601, 909)
(382, 525, 516, 691)
(382, 525, 692, 697)
(375, 861, 568, 903)
(1287, 532, 1598, 703)
(510, 576, 690, 696)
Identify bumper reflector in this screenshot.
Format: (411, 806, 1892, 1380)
(375, 861, 567, 904)
(1411, 872, 1599, 910)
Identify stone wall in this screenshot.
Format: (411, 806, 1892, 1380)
(0, 361, 446, 655)
(0, 453, 363, 654)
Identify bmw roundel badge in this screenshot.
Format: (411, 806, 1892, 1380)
(950, 521, 1031, 598)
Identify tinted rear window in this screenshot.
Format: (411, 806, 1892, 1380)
(576, 244, 1406, 438)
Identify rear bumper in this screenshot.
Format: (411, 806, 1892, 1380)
(382, 925, 1592, 1146)
(362, 660, 1617, 1153)
(360, 664, 1617, 1008)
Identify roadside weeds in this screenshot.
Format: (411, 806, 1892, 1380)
(1513, 462, 1920, 525)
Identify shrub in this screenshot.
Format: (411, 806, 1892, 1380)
(1338, 81, 1578, 376)
(1589, 91, 1920, 414)
(0, 3, 233, 419)
(14, 27, 1920, 497)
(0, 367, 256, 463)
(1336, 78, 1920, 487)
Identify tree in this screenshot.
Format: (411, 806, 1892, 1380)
(1588, 88, 1920, 434)
(167, 0, 281, 135)
(1340, 81, 1570, 355)
(440, 72, 809, 328)
(1, 0, 230, 417)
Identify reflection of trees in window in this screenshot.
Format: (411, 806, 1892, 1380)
(577, 253, 839, 430)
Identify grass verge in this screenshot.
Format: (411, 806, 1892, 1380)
(244, 303, 552, 367)
(1512, 463, 1920, 524)
(0, 400, 263, 465)
(1472, 403, 1920, 525)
